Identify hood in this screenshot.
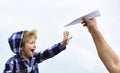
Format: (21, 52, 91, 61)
(8, 31, 24, 55)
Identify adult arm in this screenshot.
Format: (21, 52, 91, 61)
(82, 18, 120, 73)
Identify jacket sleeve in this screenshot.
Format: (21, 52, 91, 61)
(3, 58, 15, 73)
(35, 42, 66, 63)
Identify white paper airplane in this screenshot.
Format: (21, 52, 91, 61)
(64, 9, 100, 27)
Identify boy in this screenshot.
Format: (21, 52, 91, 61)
(3, 30, 72, 73)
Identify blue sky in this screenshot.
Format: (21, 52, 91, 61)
(0, 0, 120, 73)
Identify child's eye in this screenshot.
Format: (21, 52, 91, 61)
(30, 41, 35, 44)
(27, 41, 35, 44)
(29, 42, 33, 44)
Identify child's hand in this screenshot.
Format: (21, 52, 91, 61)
(62, 31, 72, 46)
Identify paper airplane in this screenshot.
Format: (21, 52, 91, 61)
(64, 9, 100, 27)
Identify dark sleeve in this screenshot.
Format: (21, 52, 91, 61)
(35, 42, 66, 63)
(3, 57, 15, 73)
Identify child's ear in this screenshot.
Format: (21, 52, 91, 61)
(20, 48, 23, 51)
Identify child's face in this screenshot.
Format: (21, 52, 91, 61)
(21, 36, 36, 60)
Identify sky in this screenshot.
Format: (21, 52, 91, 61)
(0, 0, 120, 73)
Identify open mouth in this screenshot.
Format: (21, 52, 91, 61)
(31, 49, 35, 54)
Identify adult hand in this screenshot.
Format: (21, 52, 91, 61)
(82, 18, 98, 33)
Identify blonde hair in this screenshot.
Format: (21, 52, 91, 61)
(21, 29, 37, 48)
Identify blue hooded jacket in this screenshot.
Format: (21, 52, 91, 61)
(3, 30, 66, 73)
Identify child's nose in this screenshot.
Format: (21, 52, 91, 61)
(33, 44, 36, 49)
